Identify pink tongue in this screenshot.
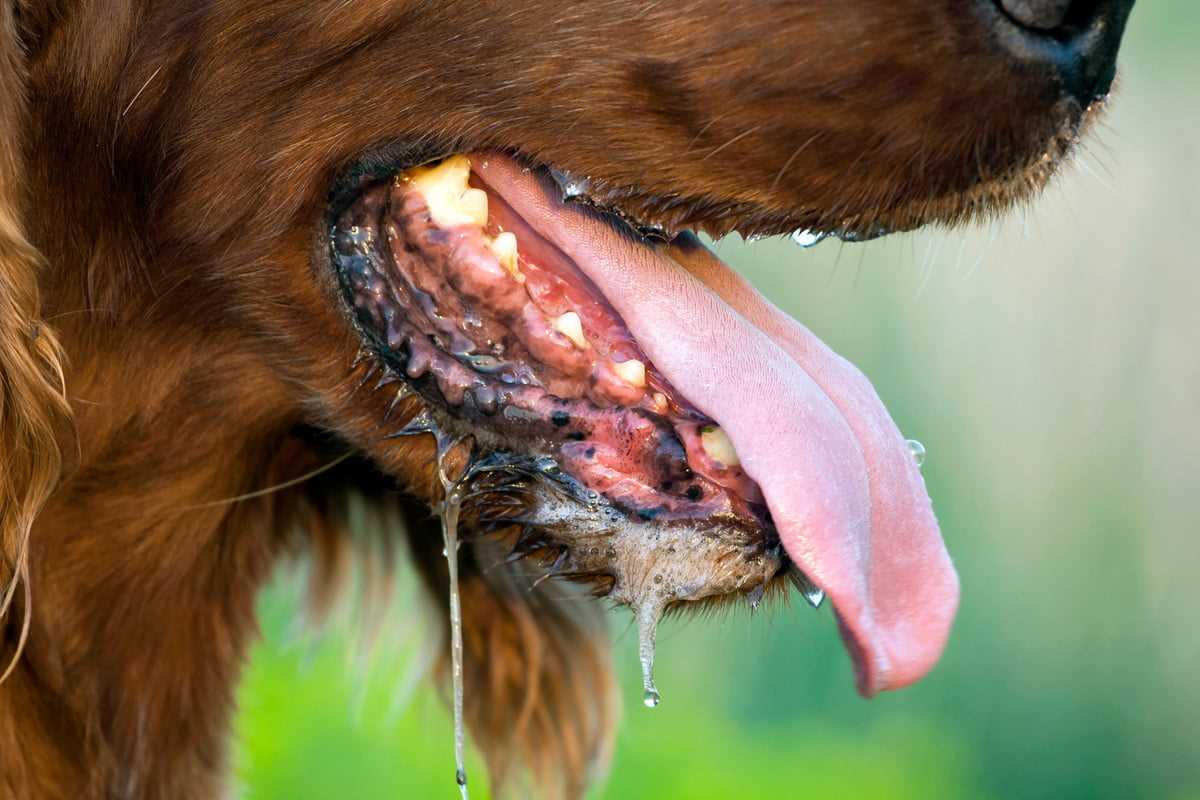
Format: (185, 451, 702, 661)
(476, 157, 959, 696)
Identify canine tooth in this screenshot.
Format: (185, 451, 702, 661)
(652, 392, 669, 412)
(553, 311, 588, 349)
(613, 359, 646, 388)
(489, 231, 522, 281)
(406, 155, 469, 193)
(405, 155, 489, 229)
(700, 425, 740, 467)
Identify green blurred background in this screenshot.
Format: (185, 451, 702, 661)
(234, 4, 1200, 798)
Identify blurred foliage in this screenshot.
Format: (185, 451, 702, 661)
(235, 5, 1200, 798)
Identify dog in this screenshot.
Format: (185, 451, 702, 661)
(0, 0, 1135, 797)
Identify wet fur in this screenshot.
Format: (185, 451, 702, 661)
(1, 0, 1101, 797)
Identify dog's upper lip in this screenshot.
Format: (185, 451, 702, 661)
(540, 162, 904, 245)
(476, 153, 960, 695)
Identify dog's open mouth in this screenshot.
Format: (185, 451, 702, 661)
(328, 152, 959, 700)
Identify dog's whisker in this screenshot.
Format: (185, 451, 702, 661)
(701, 123, 763, 162)
(1074, 148, 1117, 193)
(181, 453, 353, 510)
(770, 132, 822, 192)
(119, 66, 164, 120)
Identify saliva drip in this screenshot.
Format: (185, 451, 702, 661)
(435, 432, 474, 800)
(906, 438, 927, 469)
(791, 229, 828, 249)
(791, 226, 893, 249)
(636, 599, 665, 709)
(426, 436, 541, 798)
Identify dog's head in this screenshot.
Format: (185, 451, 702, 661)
(1, 0, 1134, 794)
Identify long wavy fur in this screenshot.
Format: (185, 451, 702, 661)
(0, 1, 70, 682)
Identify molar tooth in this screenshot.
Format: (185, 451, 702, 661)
(700, 425, 740, 467)
(553, 311, 589, 349)
(613, 358, 646, 388)
(489, 231, 523, 281)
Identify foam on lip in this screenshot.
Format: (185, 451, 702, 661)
(476, 154, 960, 695)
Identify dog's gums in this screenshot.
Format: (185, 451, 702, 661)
(334, 156, 764, 520)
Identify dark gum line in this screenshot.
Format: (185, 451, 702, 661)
(334, 195, 702, 511)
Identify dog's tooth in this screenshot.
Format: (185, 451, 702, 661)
(652, 392, 669, 413)
(700, 425, 740, 467)
(489, 231, 523, 281)
(405, 155, 469, 193)
(459, 188, 489, 227)
(442, 154, 472, 182)
(553, 311, 589, 349)
(612, 358, 646, 388)
(405, 155, 487, 229)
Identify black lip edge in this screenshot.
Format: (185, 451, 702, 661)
(323, 141, 905, 253)
(325, 141, 670, 255)
(324, 137, 464, 229)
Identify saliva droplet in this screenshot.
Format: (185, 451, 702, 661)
(636, 600, 664, 711)
(791, 229, 827, 249)
(906, 439, 927, 468)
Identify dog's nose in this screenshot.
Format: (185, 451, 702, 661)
(998, 0, 1074, 29)
(992, 0, 1136, 104)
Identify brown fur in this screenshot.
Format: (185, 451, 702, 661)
(0, 1, 1112, 797)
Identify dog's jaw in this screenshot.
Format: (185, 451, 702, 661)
(328, 152, 960, 698)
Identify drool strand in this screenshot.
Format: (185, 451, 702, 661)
(437, 434, 473, 800)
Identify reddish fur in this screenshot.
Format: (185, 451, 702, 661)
(0, 1, 1102, 797)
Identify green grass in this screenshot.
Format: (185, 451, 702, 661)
(236, 577, 989, 800)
